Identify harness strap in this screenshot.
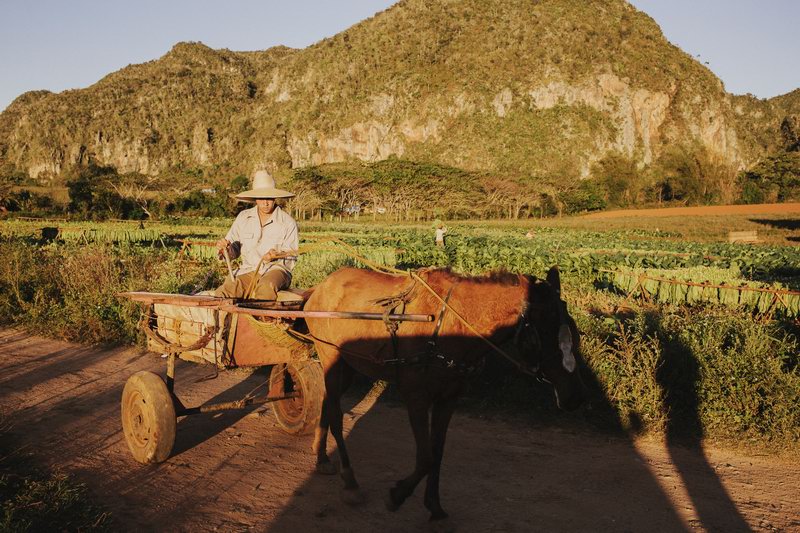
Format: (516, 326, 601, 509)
(427, 285, 455, 351)
(384, 283, 483, 375)
(409, 272, 539, 378)
(372, 280, 418, 360)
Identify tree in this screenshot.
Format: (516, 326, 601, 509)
(563, 180, 607, 213)
(67, 176, 95, 215)
(229, 174, 250, 192)
(104, 172, 162, 219)
(738, 152, 800, 204)
(654, 146, 707, 204)
(701, 151, 740, 205)
(780, 116, 799, 152)
(483, 178, 518, 219)
(591, 153, 640, 207)
(288, 181, 324, 220)
(0, 180, 14, 211)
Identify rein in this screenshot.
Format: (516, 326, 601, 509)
(370, 276, 542, 378)
(409, 273, 542, 378)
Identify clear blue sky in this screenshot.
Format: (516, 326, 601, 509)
(1, 0, 798, 112)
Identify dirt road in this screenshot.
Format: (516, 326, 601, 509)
(1, 329, 797, 532)
(581, 202, 800, 219)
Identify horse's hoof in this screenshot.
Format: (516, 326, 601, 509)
(428, 516, 455, 533)
(315, 461, 337, 475)
(385, 487, 404, 512)
(385, 492, 401, 512)
(340, 487, 366, 506)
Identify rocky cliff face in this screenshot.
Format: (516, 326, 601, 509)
(0, 0, 795, 186)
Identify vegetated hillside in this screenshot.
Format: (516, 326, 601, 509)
(0, 0, 795, 192)
(732, 88, 800, 154)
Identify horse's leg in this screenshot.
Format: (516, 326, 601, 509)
(325, 359, 364, 504)
(424, 395, 458, 522)
(313, 345, 337, 475)
(313, 359, 356, 476)
(313, 400, 335, 474)
(386, 396, 433, 511)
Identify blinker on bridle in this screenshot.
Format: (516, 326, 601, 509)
(514, 301, 543, 377)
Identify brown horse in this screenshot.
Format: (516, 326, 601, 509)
(303, 266, 584, 524)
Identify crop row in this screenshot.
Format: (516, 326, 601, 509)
(602, 267, 800, 318)
(3, 218, 798, 289)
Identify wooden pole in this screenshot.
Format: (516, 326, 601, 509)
(219, 305, 434, 322)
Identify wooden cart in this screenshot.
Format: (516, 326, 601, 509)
(119, 290, 433, 464)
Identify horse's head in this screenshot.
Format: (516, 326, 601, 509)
(517, 266, 584, 411)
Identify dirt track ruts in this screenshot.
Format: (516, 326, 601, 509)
(1, 328, 798, 532)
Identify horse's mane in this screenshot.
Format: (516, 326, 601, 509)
(421, 267, 525, 287)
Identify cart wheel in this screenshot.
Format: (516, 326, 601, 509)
(269, 360, 323, 435)
(121, 371, 176, 464)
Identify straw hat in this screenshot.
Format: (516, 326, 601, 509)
(235, 170, 295, 201)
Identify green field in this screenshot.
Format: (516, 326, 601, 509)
(0, 213, 798, 448)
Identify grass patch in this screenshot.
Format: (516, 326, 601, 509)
(0, 417, 110, 531)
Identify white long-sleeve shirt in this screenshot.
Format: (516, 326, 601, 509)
(224, 206, 298, 276)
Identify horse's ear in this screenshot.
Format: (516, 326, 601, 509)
(546, 266, 561, 295)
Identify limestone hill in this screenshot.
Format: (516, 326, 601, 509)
(0, 0, 796, 190)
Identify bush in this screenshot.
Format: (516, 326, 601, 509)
(578, 307, 800, 443)
(658, 311, 800, 440)
(581, 314, 666, 433)
(0, 242, 220, 343)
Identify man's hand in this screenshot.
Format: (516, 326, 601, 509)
(216, 238, 230, 256)
(262, 248, 279, 263)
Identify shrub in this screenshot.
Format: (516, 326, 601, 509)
(0, 242, 220, 343)
(577, 307, 800, 443)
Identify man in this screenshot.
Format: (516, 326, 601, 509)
(214, 170, 298, 300)
(434, 222, 447, 247)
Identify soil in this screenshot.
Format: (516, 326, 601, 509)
(581, 202, 800, 219)
(1, 328, 798, 532)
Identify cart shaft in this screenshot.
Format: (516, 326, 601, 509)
(220, 305, 434, 322)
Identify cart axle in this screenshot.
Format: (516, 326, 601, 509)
(176, 392, 300, 416)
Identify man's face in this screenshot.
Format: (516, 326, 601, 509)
(255, 198, 277, 216)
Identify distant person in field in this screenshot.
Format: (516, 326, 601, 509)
(435, 222, 448, 247)
(214, 170, 298, 300)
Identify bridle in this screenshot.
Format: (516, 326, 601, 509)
(513, 279, 575, 381)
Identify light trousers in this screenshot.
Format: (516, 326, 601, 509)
(214, 268, 291, 300)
